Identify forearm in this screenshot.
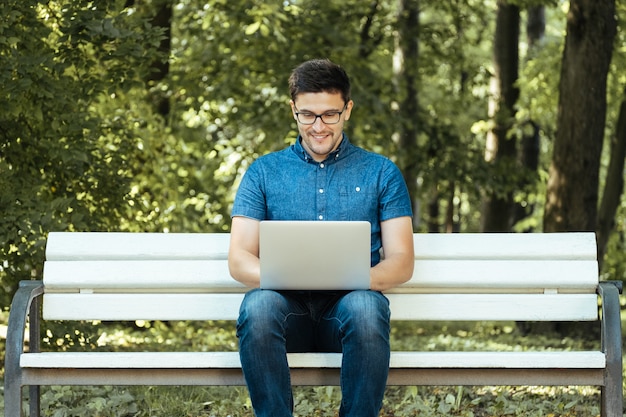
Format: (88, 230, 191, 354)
(370, 216, 415, 292)
(228, 216, 262, 288)
(369, 252, 414, 292)
(228, 250, 261, 288)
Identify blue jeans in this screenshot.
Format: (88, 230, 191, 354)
(236, 289, 391, 417)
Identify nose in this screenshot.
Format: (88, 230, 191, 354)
(312, 116, 326, 130)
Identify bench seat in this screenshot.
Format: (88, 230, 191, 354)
(17, 351, 608, 388)
(21, 351, 606, 370)
(4, 231, 623, 417)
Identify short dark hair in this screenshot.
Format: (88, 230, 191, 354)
(288, 59, 351, 104)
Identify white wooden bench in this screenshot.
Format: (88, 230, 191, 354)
(4, 232, 623, 417)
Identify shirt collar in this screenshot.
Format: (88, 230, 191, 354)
(293, 133, 353, 164)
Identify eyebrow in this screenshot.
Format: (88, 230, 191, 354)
(294, 105, 344, 113)
(299, 109, 342, 114)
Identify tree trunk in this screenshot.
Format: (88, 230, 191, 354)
(126, 0, 172, 120)
(359, 0, 381, 59)
(445, 184, 459, 233)
(543, 0, 616, 232)
(526, 6, 545, 48)
(123, 0, 172, 119)
(393, 0, 420, 229)
(427, 188, 440, 233)
(597, 88, 626, 265)
(481, 1, 520, 232)
(512, 6, 544, 230)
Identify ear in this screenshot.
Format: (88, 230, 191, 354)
(343, 100, 354, 121)
(289, 100, 298, 120)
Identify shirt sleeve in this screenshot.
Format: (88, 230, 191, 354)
(231, 161, 267, 220)
(379, 160, 413, 222)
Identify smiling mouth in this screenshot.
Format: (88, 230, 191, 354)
(311, 133, 330, 141)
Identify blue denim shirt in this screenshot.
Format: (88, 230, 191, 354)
(231, 134, 413, 266)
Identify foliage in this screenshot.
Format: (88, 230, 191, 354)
(0, 0, 165, 309)
(39, 386, 139, 417)
(601, 206, 626, 282)
(0, 383, 603, 417)
(3, 0, 626, 315)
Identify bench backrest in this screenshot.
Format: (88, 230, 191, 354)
(42, 232, 599, 322)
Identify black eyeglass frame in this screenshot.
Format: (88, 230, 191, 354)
(293, 103, 348, 125)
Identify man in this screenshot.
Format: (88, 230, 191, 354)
(228, 59, 414, 417)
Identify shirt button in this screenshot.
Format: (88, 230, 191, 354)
(320, 163, 325, 168)
(318, 215, 324, 220)
(319, 189, 324, 194)
(356, 187, 361, 192)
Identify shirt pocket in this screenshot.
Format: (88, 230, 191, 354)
(339, 186, 378, 221)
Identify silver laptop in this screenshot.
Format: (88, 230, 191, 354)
(259, 221, 371, 290)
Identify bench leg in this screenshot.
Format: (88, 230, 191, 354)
(27, 296, 41, 417)
(601, 385, 623, 417)
(3, 382, 40, 417)
(4, 382, 23, 417)
(598, 282, 624, 417)
(29, 385, 40, 417)
(5, 282, 44, 417)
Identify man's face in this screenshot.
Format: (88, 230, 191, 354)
(290, 92, 353, 162)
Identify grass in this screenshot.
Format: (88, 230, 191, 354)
(0, 383, 604, 417)
(0, 317, 624, 417)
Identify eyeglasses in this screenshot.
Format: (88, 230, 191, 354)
(294, 104, 347, 125)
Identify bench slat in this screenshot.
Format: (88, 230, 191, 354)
(43, 260, 245, 292)
(42, 293, 598, 321)
(42, 259, 598, 293)
(386, 293, 598, 321)
(407, 260, 597, 291)
(413, 232, 596, 260)
(20, 351, 605, 370)
(45, 232, 231, 261)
